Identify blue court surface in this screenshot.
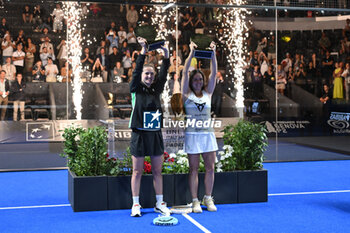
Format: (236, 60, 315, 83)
(1, 160, 350, 233)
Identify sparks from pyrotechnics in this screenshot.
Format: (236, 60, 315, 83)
(63, 2, 83, 120)
(217, 1, 250, 116)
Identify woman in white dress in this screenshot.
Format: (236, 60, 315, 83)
(181, 41, 218, 213)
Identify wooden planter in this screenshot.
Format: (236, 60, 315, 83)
(68, 169, 108, 212)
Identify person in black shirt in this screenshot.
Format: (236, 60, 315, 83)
(129, 37, 170, 217)
(211, 71, 225, 117)
(0, 18, 9, 38)
(109, 46, 122, 74)
(22, 5, 33, 23)
(10, 73, 26, 121)
(322, 51, 334, 85)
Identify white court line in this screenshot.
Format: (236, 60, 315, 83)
(2, 190, 350, 211)
(182, 213, 211, 233)
(269, 190, 350, 196)
(0, 204, 70, 210)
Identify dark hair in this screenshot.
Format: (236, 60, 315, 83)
(189, 69, 205, 93)
(0, 70, 6, 74)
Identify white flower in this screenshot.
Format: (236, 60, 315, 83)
(177, 150, 187, 156)
(170, 153, 176, 158)
(215, 156, 218, 163)
(216, 168, 223, 172)
(223, 145, 230, 150)
(218, 151, 225, 156)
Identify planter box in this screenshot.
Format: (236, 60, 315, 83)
(108, 174, 174, 209)
(174, 172, 238, 205)
(68, 169, 267, 212)
(237, 169, 268, 203)
(68, 169, 108, 212)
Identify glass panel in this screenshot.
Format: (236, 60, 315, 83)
(1, 0, 349, 171)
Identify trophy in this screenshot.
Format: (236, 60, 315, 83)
(191, 34, 214, 59)
(134, 25, 165, 51)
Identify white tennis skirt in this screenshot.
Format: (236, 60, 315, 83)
(184, 132, 218, 154)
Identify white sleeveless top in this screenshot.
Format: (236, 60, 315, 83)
(184, 91, 213, 134)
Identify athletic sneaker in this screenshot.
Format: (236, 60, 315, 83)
(202, 196, 217, 212)
(131, 204, 142, 217)
(192, 200, 203, 213)
(154, 201, 171, 216)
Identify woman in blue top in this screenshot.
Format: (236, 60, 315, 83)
(181, 41, 218, 213)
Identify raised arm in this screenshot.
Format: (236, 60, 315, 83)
(129, 37, 147, 92)
(181, 42, 196, 97)
(155, 42, 170, 93)
(206, 42, 217, 94)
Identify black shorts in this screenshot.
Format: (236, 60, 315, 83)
(130, 129, 164, 157)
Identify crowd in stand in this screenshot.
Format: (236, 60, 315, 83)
(0, 2, 350, 121)
(245, 18, 350, 102)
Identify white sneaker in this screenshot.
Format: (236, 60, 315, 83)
(202, 197, 217, 212)
(154, 201, 171, 216)
(131, 204, 141, 217)
(192, 200, 203, 213)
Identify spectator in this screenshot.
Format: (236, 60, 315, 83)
(267, 35, 276, 62)
(51, 3, 64, 33)
(126, 27, 137, 52)
(117, 25, 127, 47)
(40, 47, 55, 67)
(0, 18, 9, 38)
(131, 50, 139, 62)
(320, 84, 332, 104)
(341, 62, 350, 101)
(121, 41, 130, 56)
(259, 52, 269, 76)
(256, 37, 267, 54)
(182, 13, 194, 45)
(96, 40, 106, 56)
(211, 71, 225, 117)
(91, 58, 105, 82)
(107, 30, 119, 54)
(39, 36, 53, 53)
(60, 61, 72, 82)
(57, 39, 67, 69)
(104, 21, 117, 38)
(126, 5, 138, 29)
(33, 4, 44, 31)
(277, 64, 287, 95)
(281, 52, 292, 73)
(81, 47, 94, 74)
(12, 43, 25, 75)
(122, 50, 132, 77)
(89, 3, 101, 17)
(251, 65, 263, 99)
(32, 60, 46, 82)
(342, 18, 350, 39)
(95, 47, 109, 82)
(1, 34, 15, 64)
(333, 62, 344, 99)
(22, 5, 33, 23)
(250, 51, 259, 70)
(264, 65, 275, 87)
(45, 57, 58, 82)
(127, 61, 136, 81)
(295, 63, 307, 89)
(322, 51, 334, 85)
(139, 5, 151, 25)
(111, 61, 126, 83)
(39, 28, 51, 42)
(306, 61, 317, 93)
(109, 46, 123, 73)
(38, 18, 52, 32)
(194, 13, 206, 34)
(319, 32, 331, 54)
(0, 70, 10, 120)
(286, 66, 295, 96)
(15, 29, 26, 46)
(2, 57, 16, 83)
(10, 73, 26, 121)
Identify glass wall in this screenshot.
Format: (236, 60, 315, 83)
(0, 0, 349, 170)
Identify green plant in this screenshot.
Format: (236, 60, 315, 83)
(61, 126, 120, 176)
(220, 120, 268, 171)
